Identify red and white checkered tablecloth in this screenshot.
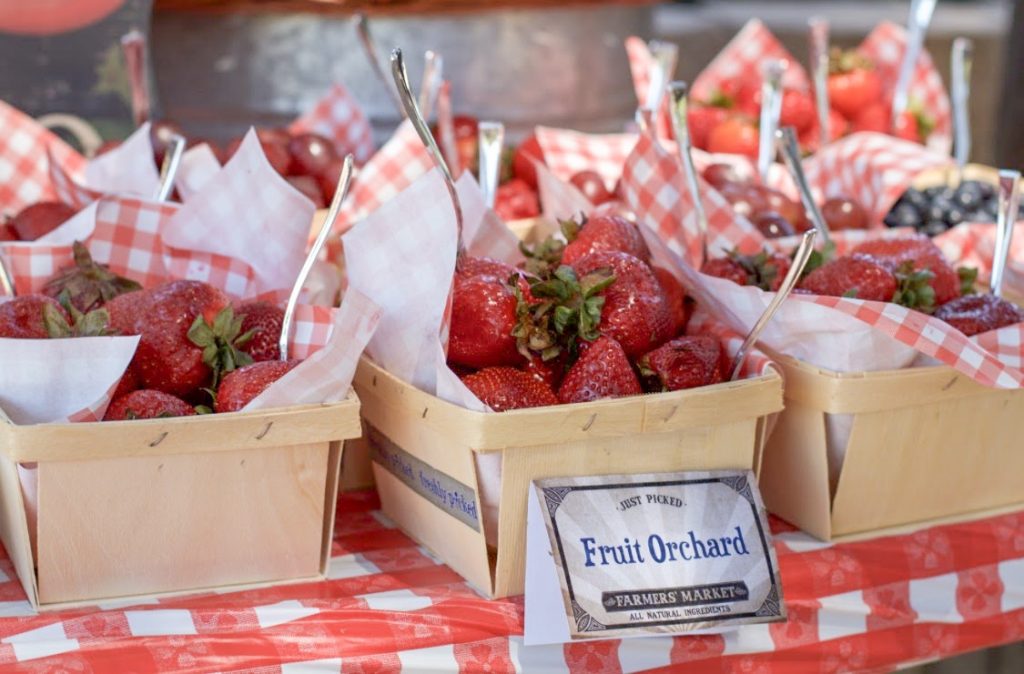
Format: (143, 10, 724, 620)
(0, 490, 1020, 673)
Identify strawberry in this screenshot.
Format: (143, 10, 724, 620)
(512, 134, 545, 190)
(560, 214, 650, 266)
(851, 236, 961, 305)
(0, 295, 69, 338)
(557, 336, 642, 404)
(226, 128, 291, 176)
(702, 258, 750, 286)
(452, 115, 479, 176)
(462, 366, 558, 411)
(237, 300, 284, 362)
(111, 367, 140, 400)
(707, 117, 759, 159)
(9, 201, 77, 241)
(652, 266, 689, 337)
(571, 251, 672, 358)
(214, 359, 301, 413)
(132, 280, 254, 397)
(0, 223, 17, 241)
(894, 108, 934, 144)
(104, 289, 149, 336)
(494, 178, 541, 221)
(638, 335, 725, 392)
(799, 254, 898, 301)
(799, 108, 850, 151)
(448, 274, 522, 369)
(708, 78, 760, 116)
(104, 389, 195, 421)
(702, 250, 790, 291)
(687, 106, 729, 150)
(934, 294, 1024, 336)
(827, 50, 883, 119)
(43, 241, 141, 313)
(524, 352, 566, 390)
(569, 170, 615, 206)
(851, 102, 889, 134)
(780, 90, 816, 132)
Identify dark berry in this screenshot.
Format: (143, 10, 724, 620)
(954, 181, 983, 210)
(923, 220, 948, 236)
(902, 188, 929, 211)
(889, 203, 921, 229)
(945, 207, 965, 227)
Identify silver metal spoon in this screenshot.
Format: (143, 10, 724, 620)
(154, 134, 186, 202)
(892, 0, 937, 128)
(730, 228, 817, 380)
(666, 81, 709, 266)
(645, 40, 679, 116)
(758, 59, 786, 184)
(478, 121, 505, 210)
(390, 48, 465, 258)
(120, 29, 151, 127)
(951, 37, 974, 174)
(354, 13, 405, 119)
(418, 50, 444, 119)
(0, 253, 13, 297)
(777, 126, 831, 244)
(808, 18, 831, 144)
(991, 169, 1021, 298)
(279, 154, 354, 361)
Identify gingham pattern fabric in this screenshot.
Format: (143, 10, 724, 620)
(0, 489, 1020, 672)
(0, 100, 86, 215)
(46, 146, 101, 209)
(534, 127, 638, 186)
(690, 19, 811, 102)
(289, 84, 376, 166)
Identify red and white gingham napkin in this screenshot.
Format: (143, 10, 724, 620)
(0, 100, 86, 215)
(619, 128, 1024, 388)
(632, 19, 951, 153)
(534, 126, 636, 185)
(289, 83, 376, 165)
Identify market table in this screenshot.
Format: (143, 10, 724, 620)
(0, 490, 1020, 673)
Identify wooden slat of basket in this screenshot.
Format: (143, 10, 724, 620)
(154, 0, 653, 16)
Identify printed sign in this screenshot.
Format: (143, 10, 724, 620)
(524, 470, 784, 644)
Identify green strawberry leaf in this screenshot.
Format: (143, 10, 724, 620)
(957, 266, 978, 296)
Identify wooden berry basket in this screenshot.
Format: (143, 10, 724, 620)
(759, 355, 1024, 541)
(0, 395, 360, 610)
(354, 358, 782, 599)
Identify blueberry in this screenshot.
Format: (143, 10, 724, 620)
(902, 188, 929, 211)
(978, 181, 996, 200)
(923, 220, 948, 237)
(887, 202, 921, 229)
(945, 207, 965, 226)
(927, 201, 951, 222)
(924, 185, 945, 199)
(955, 181, 983, 209)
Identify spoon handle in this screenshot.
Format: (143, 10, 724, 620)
(279, 154, 355, 361)
(0, 254, 13, 297)
(478, 121, 505, 210)
(154, 134, 186, 202)
(120, 30, 151, 127)
(758, 59, 786, 184)
(730, 229, 817, 380)
(892, 0, 937, 127)
(645, 40, 679, 115)
(991, 169, 1021, 298)
(808, 18, 830, 144)
(390, 48, 465, 257)
(418, 50, 444, 118)
(355, 14, 406, 119)
(777, 126, 831, 244)
(666, 81, 709, 266)
(951, 37, 974, 171)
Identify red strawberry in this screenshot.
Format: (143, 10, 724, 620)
(111, 367, 140, 400)
(638, 335, 725, 392)
(0, 294, 69, 338)
(215, 359, 301, 413)
(851, 102, 889, 134)
(494, 178, 541, 221)
(9, 201, 77, 241)
(104, 389, 195, 421)
(707, 117, 759, 159)
(780, 90, 816, 132)
(687, 106, 729, 150)
(828, 52, 883, 119)
(934, 294, 1024, 336)
(851, 236, 960, 305)
(702, 257, 750, 286)
(571, 251, 672, 358)
(652, 266, 689, 337)
(561, 214, 650, 266)
(448, 274, 522, 369)
(524, 352, 566, 390)
(893, 110, 925, 143)
(452, 115, 479, 176)
(132, 280, 252, 397)
(512, 134, 545, 190)
(800, 108, 849, 151)
(0, 223, 18, 241)
(237, 301, 284, 362)
(557, 336, 641, 403)
(799, 254, 897, 301)
(105, 289, 149, 335)
(462, 366, 558, 411)
(43, 241, 141, 313)
(569, 170, 614, 206)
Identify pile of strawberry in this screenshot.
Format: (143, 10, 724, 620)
(1, 201, 78, 242)
(687, 48, 931, 158)
(447, 213, 733, 411)
(0, 242, 298, 420)
(704, 235, 1024, 336)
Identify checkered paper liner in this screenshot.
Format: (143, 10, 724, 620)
(0, 99, 86, 215)
(619, 129, 1024, 388)
(288, 83, 376, 166)
(534, 126, 637, 186)
(676, 19, 952, 153)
